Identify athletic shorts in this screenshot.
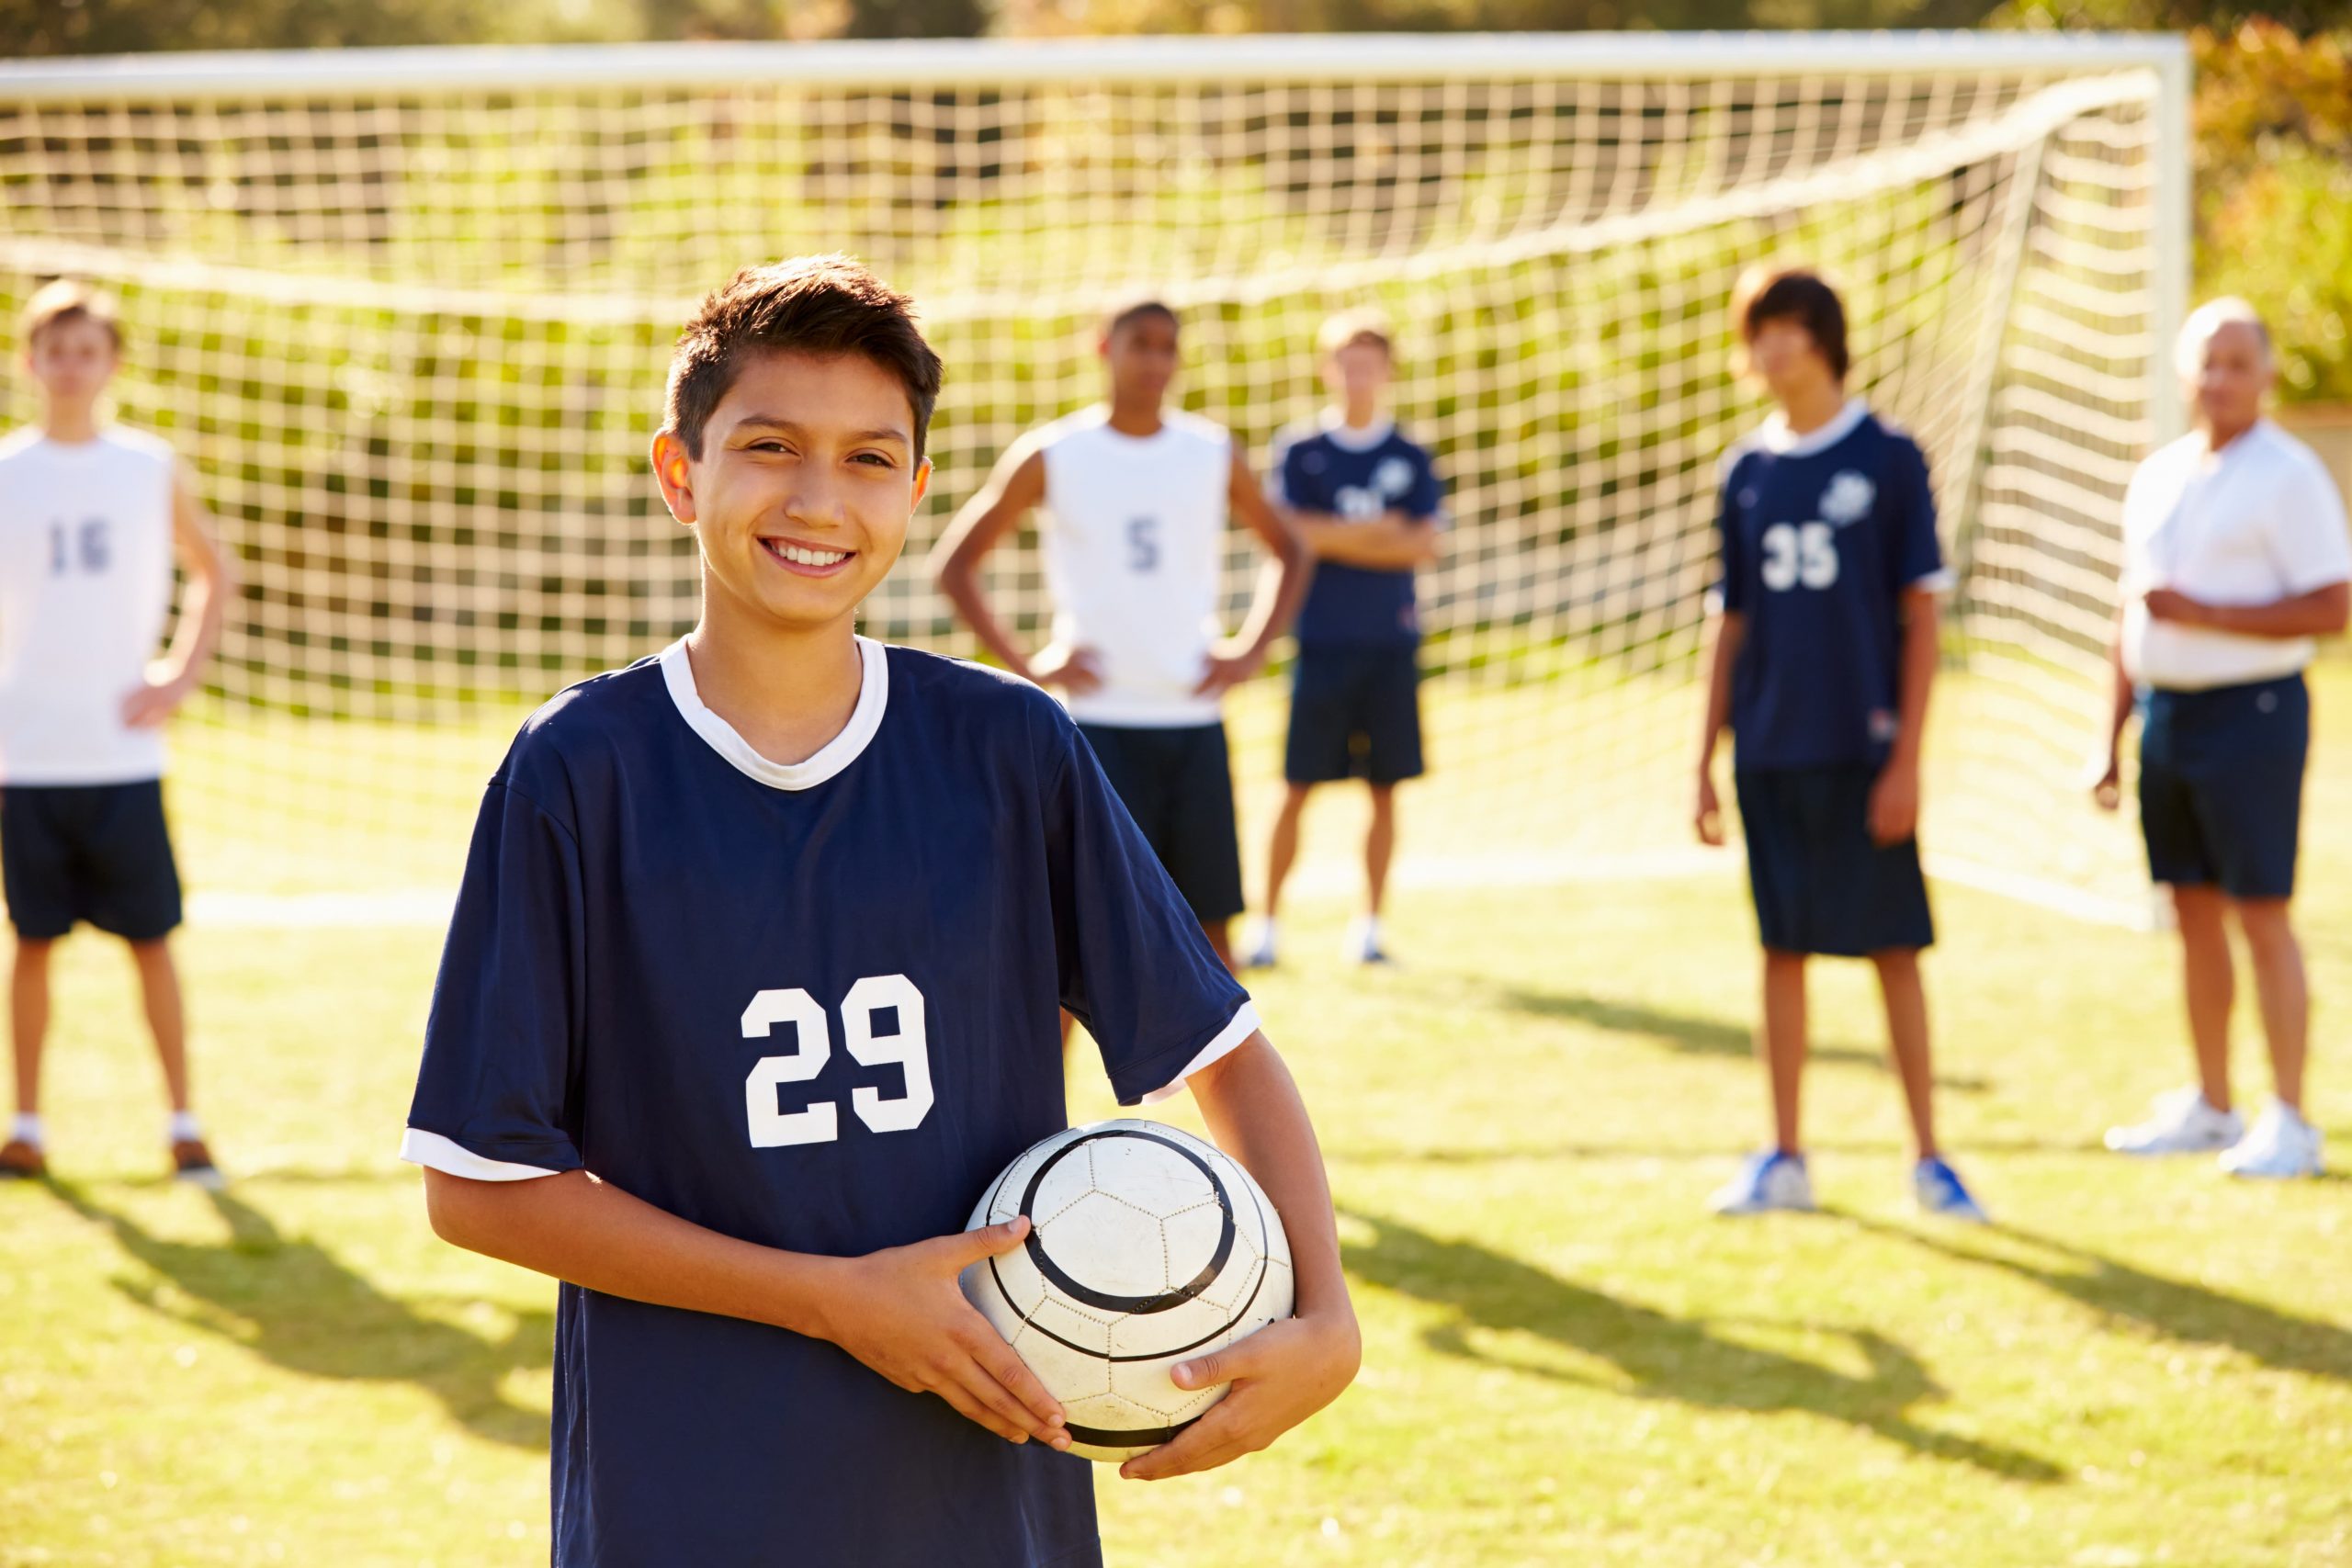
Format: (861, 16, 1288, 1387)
(1283, 642, 1425, 786)
(0, 780, 184, 942)
(1734, 763, 1933, 957)
(1076, 721, 1247, 926)
(2139, 672, 2308, 901)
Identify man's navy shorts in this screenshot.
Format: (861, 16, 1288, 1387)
(2139, 671, 2308, 901)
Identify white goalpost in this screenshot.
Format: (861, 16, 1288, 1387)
(0, 33, 2189, 918)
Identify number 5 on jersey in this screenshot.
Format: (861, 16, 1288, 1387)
(742, 976, 934, 1147)
(1758, 521, 1838, 592)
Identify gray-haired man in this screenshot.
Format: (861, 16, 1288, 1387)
(2096, 298, 2351, 1179)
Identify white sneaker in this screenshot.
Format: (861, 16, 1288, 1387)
(1345, 915, 1391, 966)
(2105, 1087, 2244, 1156)
(2219, 1100, 2324, 1179)
(1238, 918, 1278, 971)
(1710, 1150, 1815, 1214)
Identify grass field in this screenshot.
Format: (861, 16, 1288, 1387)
(6, 698, 2352, 1565)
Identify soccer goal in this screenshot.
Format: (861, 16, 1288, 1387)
(0, 33, 2188, 919)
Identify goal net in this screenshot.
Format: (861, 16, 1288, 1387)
(0, 35, 2188, 919)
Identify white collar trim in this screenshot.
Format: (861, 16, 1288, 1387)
(1319, 411, 1396, 452)
(1757, 397, 1870, 458)
(659, 636, 888, 792)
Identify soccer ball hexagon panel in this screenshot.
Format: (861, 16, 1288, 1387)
(960, 1118, 1295, 1463)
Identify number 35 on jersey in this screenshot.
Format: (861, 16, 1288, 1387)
(1758, 520, 1839, 592)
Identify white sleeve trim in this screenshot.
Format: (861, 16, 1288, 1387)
(1137, 1001, 1262, 1105)
(399, 1126, 566, 1181)
(1906, 567, 1958, 594)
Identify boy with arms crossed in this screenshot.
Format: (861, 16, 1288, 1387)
(1246, 310, 1444, 969)
(0, 281, 232, 1184)
(931, 299, 1309, 970)
(1692, 268, 1985, 1221)
(403, 259, 1357, 1565)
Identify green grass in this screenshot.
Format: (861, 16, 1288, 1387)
(6, 764, 2352, 1563)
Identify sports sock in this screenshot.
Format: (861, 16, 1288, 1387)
(167, 1111, 203, 1145)
(10, 1112, 43, 1149)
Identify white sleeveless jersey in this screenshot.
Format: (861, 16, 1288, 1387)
(1036, 406, 1233, 728)
(0, 425, 178, 784)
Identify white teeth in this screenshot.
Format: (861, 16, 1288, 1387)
(770, 541, 849, 568)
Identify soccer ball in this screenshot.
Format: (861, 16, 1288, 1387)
(959, 1118, 1295, 1463)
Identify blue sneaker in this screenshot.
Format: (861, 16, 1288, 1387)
(1710, 1150, 1815, 1214)
(1913, 1156, 1988, 1223)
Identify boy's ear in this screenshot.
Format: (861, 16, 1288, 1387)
(650, 430, 696, 525)
(910, 455, 933, 513)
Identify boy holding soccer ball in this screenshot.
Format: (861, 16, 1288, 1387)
(1693, 267, 1986, 1222)
(401, 257, 1356, 1565)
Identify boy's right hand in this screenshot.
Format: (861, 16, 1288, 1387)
(1030, 643, 1104, 695)
(2089, 749, 2123, 812)
(817, 1217, 1071, 1450)
(1694, 769, 1725, 846)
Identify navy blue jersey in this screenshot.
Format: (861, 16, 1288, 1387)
(402, 638, 1255, 1568)
(1273, 419, 1444, 646)
(1714, 402, 1950, 772)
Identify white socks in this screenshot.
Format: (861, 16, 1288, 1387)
(8, 1111, 206, 1150)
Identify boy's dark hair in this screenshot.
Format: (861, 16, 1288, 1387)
(664, 255, 943, 461)
(1736, 267, 1850, 381)
(21, 277, 123, 353)
(1102, 296, 1180, 338)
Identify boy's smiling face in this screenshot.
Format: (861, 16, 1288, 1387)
(653, 349, 932, 634)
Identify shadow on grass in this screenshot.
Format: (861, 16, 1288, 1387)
(1485, 986, 1991, 1093)
(1341, 1207, 2063, 1483)
(1841, 1213, 2352, 1384)
(1326, 1135, 2103, 1167)
(51, 1180, 552, 1450)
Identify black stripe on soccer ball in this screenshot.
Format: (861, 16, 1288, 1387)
(984, 1134, 1276, 1364)
(1061, 1414, 1201, 1450)
(1018, 1128, 1237, 1315)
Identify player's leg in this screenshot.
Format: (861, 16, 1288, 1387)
(130, 937, 191, 1115)
(2109, 707, 2246, 1156)
(86, 781, 217, 1184)
(1351, 644, 1422, 965)
(2234, 898, 2307, 1111)
(1871, 946, 1942, 1167)
(2226, 896, 2322, 1177)
(2175, 883, 2237, 1113)
(2205, 682, 2320, 1178)
(1712, 768, 1815, 1213)
(2, 786, 78, 1178)
(1250, 784, 1313, 968)
(1363, 784, 1396, 923)
(1252, 649, 1351, 968)
(4, 937, 57, 1177)
(1760, 946, 1809, 1156)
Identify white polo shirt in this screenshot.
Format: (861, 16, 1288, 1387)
(2120, 419, 2352, 692)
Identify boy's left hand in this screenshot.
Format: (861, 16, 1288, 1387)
(122, 664, 198, 728)
(1118, 1307, 1361, 1481)
(1193, 641, 1266, 699)
(1868, 760, 1920, 846)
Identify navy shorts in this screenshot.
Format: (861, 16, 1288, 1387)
(1077, 722, 1247, 925)
(1734, 764, 1934, 957)
(2139, 672, 2308, 901)
(1283, 642, 1425, 786)
(1, 780, 185, 942)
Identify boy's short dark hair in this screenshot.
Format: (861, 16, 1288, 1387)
(1102, 296, 1180, 338)
(21, 277, 123, 353)
(664, 255, 943, 462)
(1736, 267, 1850, 381)
(1317, 308, 1394, 360)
